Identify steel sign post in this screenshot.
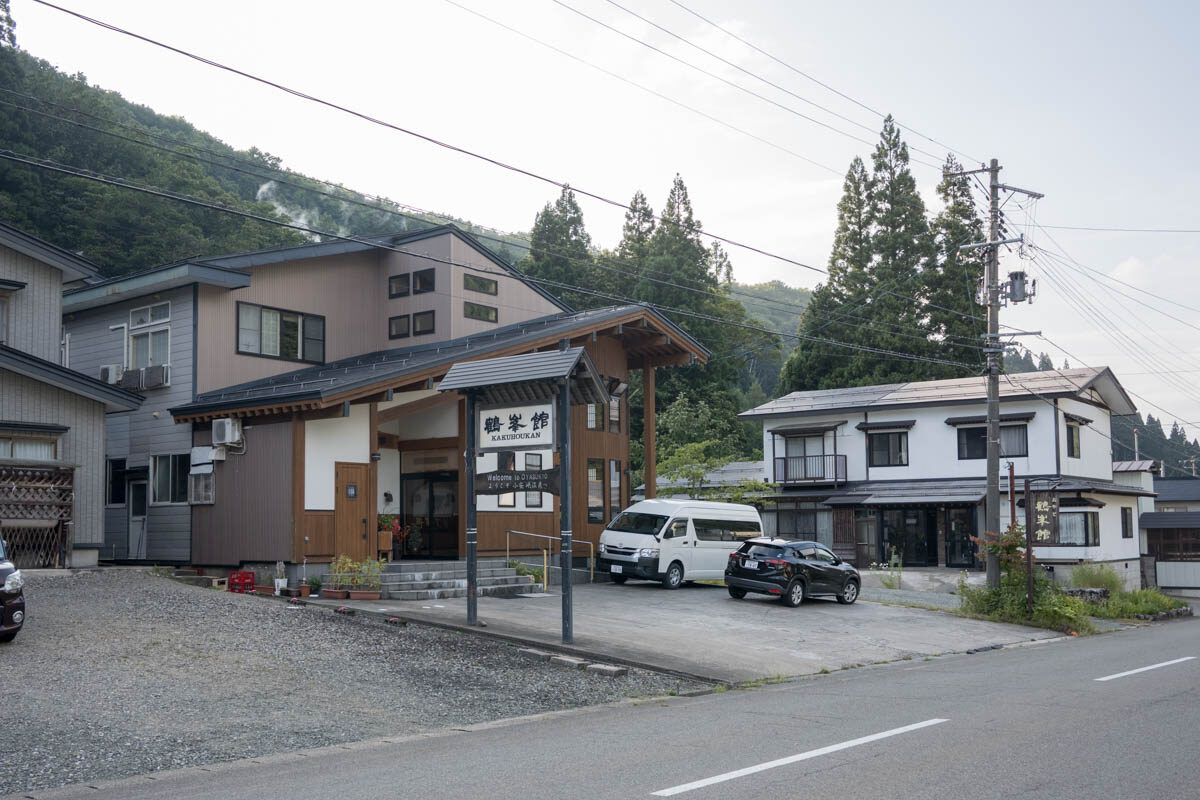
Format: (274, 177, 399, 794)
(464, 391, 478, 626)
(559, 378, 573, 644)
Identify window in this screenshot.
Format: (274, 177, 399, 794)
(464, 301, 498, 323)
(465, 273, 498, 295)
(236, 302, 325, 363)
(957, 425, 1028, 459)
(1122, 506, 1134, 539)
(107, 458, 127, 505)
(152, 454, 189, 504)
(389, 315, 410, 339)
(413, 310, 435, 336)
(608, 397, 621, 433)
(189, 473, 215, 505)
(413, 268, 436, 294)
(129, 328, 169, 369)
(0, 437, 56, 459)
(1067, 423, 1081, 459)
(810, 546, 838, 564)
(588, 459, 605, 523)
(869, 432, 908, 467)
(694, 518, 763, 542)
(130, 302, 169, 329)
(586, 403, 605, 431)
(523, 453, 544, 508)
(610, 460, 621, 518)
(497, 451, 515, 507)
(1058, 511, 1100, 546)
(664, 518, 689, 539)
(768, 501, 833, 547)
(388, 274, 411, 298)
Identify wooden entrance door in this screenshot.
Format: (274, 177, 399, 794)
(334, 462, 371, 561)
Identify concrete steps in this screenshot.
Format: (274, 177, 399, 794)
(380, 560, 541, 601)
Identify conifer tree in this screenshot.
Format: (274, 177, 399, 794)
(520, 186, 597, 309)
(618, 190, 656, 279)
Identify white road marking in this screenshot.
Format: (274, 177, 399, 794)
(650, 718, 949, 797)
(1094, 657, 1195, 682)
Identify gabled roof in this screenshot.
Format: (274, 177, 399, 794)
(1153, 478, 1200, 503)
(740, 367, 1137, 420)
(62, 261, 253, 312)
(0, 221, 101, 282)
(197, 224, 569, 312)
(438, 347, 608, 405)
(1113, 459, 1156, 473)
(0, 344, 142, 412)
(171, 305, 708, 422)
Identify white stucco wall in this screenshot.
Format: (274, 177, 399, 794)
(999, 490, 1142, 563)
(1057, 397, 1114, 481)
(392, 402, 458, 440)
(304, 404, 370, 510)
(378, 448, 400, 514)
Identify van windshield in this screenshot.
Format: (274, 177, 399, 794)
(607, 512, 669, 537)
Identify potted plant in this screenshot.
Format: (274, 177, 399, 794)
(273, 561, 288, 596)
(302, 575, 320, 597)
(348, 557, 385, 601)
(323, 555, 354, 599)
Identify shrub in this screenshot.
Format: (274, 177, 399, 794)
(1070, 563, 1124, 596)
(1089, 589, 1187, 619)
(328, 554, 356, 590)
(959, 569, 1095, 634)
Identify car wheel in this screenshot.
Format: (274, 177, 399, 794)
(728, 586, 747, 599)
(610, 574, 628, 585)
(0, 631, 16, 643)
(662, 561, 684, 590)
(781, 579, 806, 607)
(836, 579, 859, 605)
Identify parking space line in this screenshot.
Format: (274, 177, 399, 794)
(1094, 657, 1195, 682)
(650, 718, 949, 796)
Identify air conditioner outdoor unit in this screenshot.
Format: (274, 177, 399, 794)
(99, 364, 124, 384)
(212, 418, 243, 447)
(142, 364, 171, 390)
(118, 368, 143, 391)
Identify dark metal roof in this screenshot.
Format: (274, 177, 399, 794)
(741, 367, 1137, 419)
(1113, 460, 1155, 473)
(0, 221, 102, 282)
(944, 412, 1036, 426)
(1141, 511, 1200, 530)
(1063, 412, 1093, 425)
(1153, 478, 1200, 502)
(0, 421, 70, 435)
(63, 261, 252, 312)
(0, 279, 27, 292)
(768, 421, 848, 436)
(0, 344, 143, 412)
(172, 304, 707, 419)
(438, 347, 608, 405)
(197, 224, 570, 313)
(856, 419, 916, 431)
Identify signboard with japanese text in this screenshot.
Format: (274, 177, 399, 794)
(478, 403, 555, 450)
(477, 466, 562, 496)
(1030, 491, 1060, 545)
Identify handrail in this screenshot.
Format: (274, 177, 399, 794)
(507, 529, 594, 583)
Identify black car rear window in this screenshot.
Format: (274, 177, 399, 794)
(740, 543, 787, 559)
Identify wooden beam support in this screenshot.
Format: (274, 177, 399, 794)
(643, 365, 657, 500)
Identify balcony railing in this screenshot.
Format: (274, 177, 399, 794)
(773, 454, 847, 486)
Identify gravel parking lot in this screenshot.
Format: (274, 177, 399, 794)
(1, 570, 700, 796)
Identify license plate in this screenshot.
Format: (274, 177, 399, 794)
(744, 559, 758, 570)
(611, 565, 623, 574)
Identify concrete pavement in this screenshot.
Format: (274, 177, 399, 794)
(304, 580, 1056, 682)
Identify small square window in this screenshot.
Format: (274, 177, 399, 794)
(389, 315, 410, 339)
(389, 274, 410, 298)
(413, 268, 435, 294)
(413, 310, 435, 336)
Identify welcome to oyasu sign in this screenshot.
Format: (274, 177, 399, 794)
(477, 467, 561, 496)
(478, 403, 554, 449)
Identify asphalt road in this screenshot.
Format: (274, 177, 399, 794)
(11, 619, 1198, 800)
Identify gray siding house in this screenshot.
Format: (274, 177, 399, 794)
(0, 223, 141, 567)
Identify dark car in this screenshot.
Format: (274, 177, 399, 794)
(0, 537, 25, 642)
(725, 538, 859, 607)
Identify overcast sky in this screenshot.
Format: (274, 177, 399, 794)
(12, 0, 1200, 439)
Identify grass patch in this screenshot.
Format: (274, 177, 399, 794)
(959, 570, 1096, 635)
(1088, 589, 1188, 619)
(1070, 563, 1125, 596)
(507, 559, 544, 586)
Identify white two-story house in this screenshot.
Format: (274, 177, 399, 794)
(740, 367, 1150, 589)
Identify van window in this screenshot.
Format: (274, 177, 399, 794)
(694, 518, 762, 542)
(664, 519, 689, 539)
(607, 512, 669, 536)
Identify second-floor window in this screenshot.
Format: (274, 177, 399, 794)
(130, 302, 169, 328)
(237, 302, 325, 363)
(869, 431, 908, 467)
(957, 424, 1028, 459)
(1122, 507, 1133, 539)
(1067, 423, 1081, 459)
(465, 273, 498, 295)
(130, 327, 169, 369)
(414, 268, 436, 294)
(464, 301, 498, 323)
(413, 310, 435, 336)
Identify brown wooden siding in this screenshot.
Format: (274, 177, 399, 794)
(191, 420, 293, 565)
(832, 507, 856, 565)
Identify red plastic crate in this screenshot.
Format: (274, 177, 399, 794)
(229, 570, 255, 593)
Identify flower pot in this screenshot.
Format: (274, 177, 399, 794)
(273, 578, 289, 596)
(323, 588, 348, 599)
(347, 589, 381, 601)
(255, 585, 274, 596)
(299, 585, 311, 597)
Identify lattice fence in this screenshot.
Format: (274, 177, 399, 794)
(0, 464, 74, 568)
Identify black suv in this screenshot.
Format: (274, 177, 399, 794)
(725, 538, 860, 607)
(0, 537, 25, 642)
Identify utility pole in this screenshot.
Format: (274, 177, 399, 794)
(956, 159, 1042, 589)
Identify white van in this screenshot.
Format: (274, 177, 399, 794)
(597, 499, 764, 589)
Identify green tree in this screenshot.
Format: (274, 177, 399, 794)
(1036, 352, 1055, 370)
(617, 189, 656, 278)
(657, 441, 731, 498)
(0, 0, 15, 48)
(519, 186, 596, 310)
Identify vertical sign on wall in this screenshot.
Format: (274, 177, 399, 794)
(1030, 491, 1060, 545)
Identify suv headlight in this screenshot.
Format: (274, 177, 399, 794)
(3, 570, 23, 593)
(638, 548, 660, 558)
(598, 543, 607, 554)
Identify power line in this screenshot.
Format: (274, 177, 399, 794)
(0, 148, 983, 373)
(551, 0, 944, 171)
(1021, 223, 1200, 234)
(29, 0, 831, 278)
(665, 0, 980, 165)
